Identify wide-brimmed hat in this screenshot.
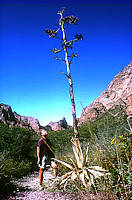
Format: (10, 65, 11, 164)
(41, 129, 47, 136)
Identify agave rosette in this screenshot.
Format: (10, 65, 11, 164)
(53, 137, 110, 190)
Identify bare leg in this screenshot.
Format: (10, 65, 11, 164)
(53, 169, 57, 177)
(39, 168, 43, 185)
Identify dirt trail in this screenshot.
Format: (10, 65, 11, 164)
(13, 171, 55, 192)
(2, 170, 114, 199)
(5, 170, 83, 200)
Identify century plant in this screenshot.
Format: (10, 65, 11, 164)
(53, 142, 110, 193)
(45, 7, 109, 192)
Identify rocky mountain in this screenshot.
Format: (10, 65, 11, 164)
(78, 61, 132, 125)
(48, 117, 71, 131)
(0, 104, 41, 132)
(0, 104, 71, 132)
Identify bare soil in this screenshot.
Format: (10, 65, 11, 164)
(1, 170, 118, 199)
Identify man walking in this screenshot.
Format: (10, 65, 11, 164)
(37, 129, 56, 185)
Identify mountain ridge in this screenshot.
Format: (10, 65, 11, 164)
(0, 104, 70, 132)
(0, 61, 131, 131)
(78, 61, 132, 125)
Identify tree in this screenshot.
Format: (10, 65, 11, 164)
(45, 7, 83, 138)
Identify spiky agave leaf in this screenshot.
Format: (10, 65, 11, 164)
(72, 144, 82, 169)
(85, 143, 89, 164)
(89, 166, 108, 172)
(89, 174, 94, 186)
(87, 168, 106, 179)
(71, 171, 77, 181)
(53, 158, 73, 170)
(70, 158, 77, 170)
(71, 169, 89, 188)
(83, 168, 90, 181)
(60, 174, 71, 185)
(61, 171, 73, 179)
(73, 138, 84, 162)
(71, 137, 84, 168)
(64, 178, 70, 190)
(79, 170, 87, 187)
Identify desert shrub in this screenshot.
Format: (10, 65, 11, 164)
(0, 123, 39, 193)
(47, 129, 73, 157)
(0, 125, 38, 161)
(82, 122, 131, 199)
(0, 155, 30, 177)
(103, 132, 131, 199)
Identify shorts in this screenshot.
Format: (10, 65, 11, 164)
(38, 155, 48, 169)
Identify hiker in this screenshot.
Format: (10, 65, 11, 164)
(37, 129, 57, 185)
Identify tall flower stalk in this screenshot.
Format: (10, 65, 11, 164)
(45, 8, 109, 192)
(45, 7, 83, 138)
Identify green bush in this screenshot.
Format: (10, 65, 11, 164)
(0, 125, 39, 161)
(0, 123, 39, 193)
(103, 133, 131, 199)
(47, 129, 73, 157)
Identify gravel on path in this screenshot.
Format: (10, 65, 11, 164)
(1, 170, 117, 199)
(3, 170, 83, 200)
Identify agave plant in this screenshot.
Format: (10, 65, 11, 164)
(53, 137, 110, 192)
(45, 8, 110, 192)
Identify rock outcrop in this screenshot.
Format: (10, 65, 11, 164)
(0, 104, 71, 132)
(48, 117, 71, 131)
(78, 61, 132, 125)
(0, 104, 41, 132)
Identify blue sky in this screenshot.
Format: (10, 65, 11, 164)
(0, 0, 131, 126)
